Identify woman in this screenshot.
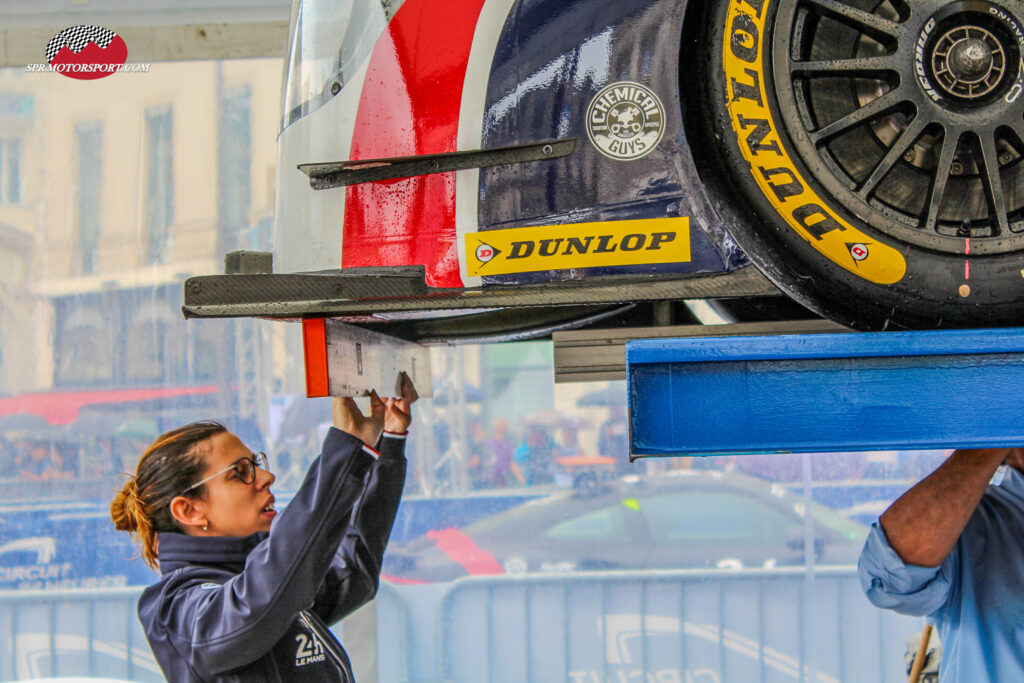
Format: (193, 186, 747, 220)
(110, 373, 416, 682)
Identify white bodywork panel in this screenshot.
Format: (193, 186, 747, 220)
(273, 56, 369, 274)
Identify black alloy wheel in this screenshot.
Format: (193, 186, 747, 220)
(692, 0, 1024, 329)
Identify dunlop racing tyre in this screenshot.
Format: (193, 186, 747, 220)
(695, 0, 1024, 329)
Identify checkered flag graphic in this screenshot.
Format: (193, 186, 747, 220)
(46, 26, 117, 63)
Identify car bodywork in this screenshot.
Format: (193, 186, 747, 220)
(274, 0, 743, 285)
(187, 0, 1024, 343)
(185, 0, 795, 343)
(381, 471, 869, 583)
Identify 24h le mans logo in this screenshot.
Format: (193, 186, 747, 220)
(586, 82, 665, 161)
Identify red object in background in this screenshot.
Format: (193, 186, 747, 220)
(555, 455, 616, 467)
(343, 0, 487, 288)
(379, 573, 428, 585)
(0, 385, 218, 426)
(426, 528, 504, 576)
(49, 36, 128, 81)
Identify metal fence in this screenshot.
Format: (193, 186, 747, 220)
(380, 567, 922, 683)
(1, 568, 922, 682)
(0, 587, 158, 682)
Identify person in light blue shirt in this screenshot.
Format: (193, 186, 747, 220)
(858, 448, 1024, 682)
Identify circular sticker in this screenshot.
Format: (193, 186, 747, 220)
(848, 243, 869, 261)
(586, 81, 665, 160)
(475, 241, 497, 263)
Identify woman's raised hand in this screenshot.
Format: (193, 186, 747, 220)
(385, 372, 418, 435)
(332, 392, 386, 446)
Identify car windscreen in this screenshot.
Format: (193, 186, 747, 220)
(280, 0, 392, 132)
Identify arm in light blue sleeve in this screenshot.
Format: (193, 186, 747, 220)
(858, 521, 958, 618)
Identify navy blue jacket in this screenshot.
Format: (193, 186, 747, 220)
(138, 427, 406, 681)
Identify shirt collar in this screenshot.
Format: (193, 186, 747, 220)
(998, 465, 1024, 492)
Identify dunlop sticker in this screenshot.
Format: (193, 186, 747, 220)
(723, 0, 906, 284)
(466, 218, 690, 276)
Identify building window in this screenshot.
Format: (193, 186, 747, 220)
(218, 85, 252, 253)
(76, 121, 103, 274)
(55, 305, 115, 385)
(191, 319, 225, 382)
(0, 138, 22, 205)
(143, 106, 174, 264)
(124, 298, 185, 383)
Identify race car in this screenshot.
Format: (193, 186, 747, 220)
(185, 0, 1024, 338)
(381, 471, 869, 583)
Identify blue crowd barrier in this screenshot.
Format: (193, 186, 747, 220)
(1, 568, 921, 682)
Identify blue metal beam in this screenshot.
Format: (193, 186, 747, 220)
(626, 328, 1024, 457)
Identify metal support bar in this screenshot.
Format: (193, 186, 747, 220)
(553, 319, 846, 383)
(0, 21, 289, 66)
(626, 327, 1024, 457)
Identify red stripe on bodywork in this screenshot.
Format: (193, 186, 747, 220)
(343, 0, 487, 288)
(427, 528, 504, 575)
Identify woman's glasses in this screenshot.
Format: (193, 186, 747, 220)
(181, 452, 269, 495)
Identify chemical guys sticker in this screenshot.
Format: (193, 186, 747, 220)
(466, 217, 689, 276)
(586, 82, 665, 160)
(723, 1, 906, 284)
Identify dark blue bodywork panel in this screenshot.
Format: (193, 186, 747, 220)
(479, 0, 748, 285)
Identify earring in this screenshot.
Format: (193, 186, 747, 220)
(202, 522, 208, 531)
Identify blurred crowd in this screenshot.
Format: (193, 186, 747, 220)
(0, 431, 148, 492)
(424, 404, 641, 493)
(0, 437, 77, 482)
(0, 394, 952, 501)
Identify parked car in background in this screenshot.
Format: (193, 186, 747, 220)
(382, 470, 869, 583)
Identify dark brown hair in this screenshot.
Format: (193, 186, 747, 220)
(109, 421, 226, 569)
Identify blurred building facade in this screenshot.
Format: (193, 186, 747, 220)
(0, 58, 281, 427)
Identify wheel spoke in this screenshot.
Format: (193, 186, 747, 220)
(978, 133, 1010, 235)
(810, 87, 906, 145)
(792, 55, 900, 78)
(858, 115, 928, 199)
(799, 0, 902, 44)
(922, 129, 959, 234)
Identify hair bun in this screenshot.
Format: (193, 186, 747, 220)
(110, 477, 144, 533)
